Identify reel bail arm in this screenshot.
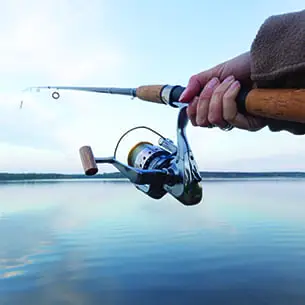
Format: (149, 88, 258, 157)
(162, 104, 203, 205)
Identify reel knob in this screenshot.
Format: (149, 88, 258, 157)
(79, 146, 98, 176)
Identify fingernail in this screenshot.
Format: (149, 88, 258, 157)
(229, 80, 240, 90)
(224, 75, 235, 83)
(206, 77, 219, 89)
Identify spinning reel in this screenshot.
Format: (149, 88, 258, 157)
(79, 104, 203, 206)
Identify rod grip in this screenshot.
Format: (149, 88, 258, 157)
(136, 85, 164, 103)
(79, 146, 98, 176)
(170, 85, 305, 124)
(240, 88, 305, 123)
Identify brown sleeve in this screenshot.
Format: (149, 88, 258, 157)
(249, 9, 305, 135)
(250, 9, 305, 84)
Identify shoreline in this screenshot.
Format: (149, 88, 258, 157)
(1, 172, 305, 182)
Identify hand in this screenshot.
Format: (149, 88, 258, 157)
(179, 52, 266, 131)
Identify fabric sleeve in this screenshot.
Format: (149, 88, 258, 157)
(249, 9, 305, 134)
(250, 9, 305, 83)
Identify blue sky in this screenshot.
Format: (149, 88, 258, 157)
(0, 0, 305, 173)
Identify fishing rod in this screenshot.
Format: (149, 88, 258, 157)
(27, 84, 305, 123)
(27, 83, 305, 206)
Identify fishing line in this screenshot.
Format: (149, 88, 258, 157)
(113, 126, 166, 159)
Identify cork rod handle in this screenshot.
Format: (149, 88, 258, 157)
(241, 88, 305, 123)
(136, 85, 164, 103)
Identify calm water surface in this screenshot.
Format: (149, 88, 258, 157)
(1, 179, 305, 305)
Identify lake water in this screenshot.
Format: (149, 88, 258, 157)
(1, 179, 305, 305)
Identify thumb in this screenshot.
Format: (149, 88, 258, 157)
(179, 67, 221, 102)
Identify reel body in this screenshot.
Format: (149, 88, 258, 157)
(79, 104, 203, 206)
(127, 141, 174, 200)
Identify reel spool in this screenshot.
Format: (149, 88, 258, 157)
(127, 141, 171, 169)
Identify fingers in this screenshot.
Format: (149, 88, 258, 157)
(186, 97, 199, 126)
(222, 80, 240, 124)
(179, 74, 202, 102)
(180, 52, 252, 103)
(196, 77, 219, 126)
(208, 75, 235, 128)
(179, 67, 220, 102)
(186, 75, 236, 128)
(222, 80, 266, 131)
(186, 75, 263, 131)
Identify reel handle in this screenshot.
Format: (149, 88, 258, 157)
(79, 146, 98, 176)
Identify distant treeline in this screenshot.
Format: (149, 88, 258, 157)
(0, 172, 124, 181)
(1, 171, 305, 181)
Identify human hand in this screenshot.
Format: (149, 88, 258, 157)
(179, 52, 266, 131)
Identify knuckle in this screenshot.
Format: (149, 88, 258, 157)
(223, 110, 236, 122)
(190, 119, 197, 126)
(189, 74, 199, 85)
(198, 96, 210, 108)
(208, 115, 221, 125)
(197, 117, 209, 127)
(187, 105, 196, 116)
(211, 90, 224, 101)
(223, 113, 234, 122)
(187, 112, 194, 122)
(187, 101, 198, 117)
(208, 106, 223, 125)
(222, 114, 229, 122)
(196, 98, 208, 113)
(189, 74, 197, 81)
(223, 90, 234, 101)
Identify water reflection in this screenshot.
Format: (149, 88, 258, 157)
(1, 180, 305, 304)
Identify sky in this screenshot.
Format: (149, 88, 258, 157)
(0, 0, 305, 173)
